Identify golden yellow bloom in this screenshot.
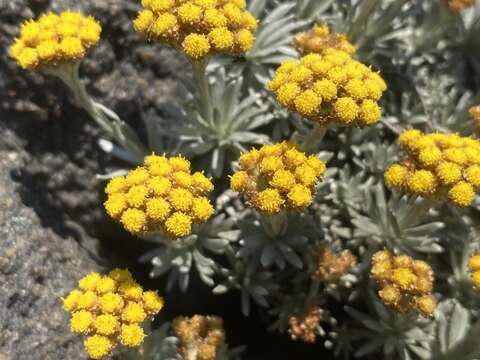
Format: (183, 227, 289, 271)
(84, 335, 113, 360)
(63, 269, 164, 359)
(371, 250, 435, 316)
(468, 254, 480, 272)
(269, 49, 385, 127)
(386, 129, 480, 207)
(294, 24, 356, 56)
(10, 11, 101, 70)
(104, 153, 214, 239)
(230, 142, 326, 214)
(133, 0, 257, 59)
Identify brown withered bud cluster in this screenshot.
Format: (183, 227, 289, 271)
(293, 24, 356, 56)
(371, 250, 436, 317)
(469, 105, 480, 134)
(444, 0, 475, 13)
(172, 315, 225, 360)
(314, 248, 357, 283)
(288, 306, 321, 343)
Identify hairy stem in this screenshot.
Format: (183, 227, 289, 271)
(191, 58, 214, 126)
(302, 123, 328, 154)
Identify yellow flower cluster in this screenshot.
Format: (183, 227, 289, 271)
(288, 306, 321, 344)
(104, 154, 214, 239)
(314, 248, 357, 283)
(293, 24, 356, 56)
(62, 269, 164, 359)
(384, 129, 480, 207)
(468, 254, 480, 289)
(444, 0, 475, 13)
(268, 50, 386, 127)
(9, 10, 101, 70)
(371, 250, 436, 317)
(229, 142, 326, 214)
(172, 315, 225, 360)
(133, 0, 258, 60)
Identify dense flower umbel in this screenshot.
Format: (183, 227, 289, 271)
(9, 10, 101, 70)
(293, 24, 356, 56)
(371, 250, 436, 317)
(172, 315, 225, 360)
(133, 0, 258, 60)
(444, 0, 475, 13)
(384, 129, 480, 207)
(229, 142, 326, 214)
(62, 269, 164, 359)
(268, 50, 386, 127)
(468, 254, 480, 289)
(314, 248, 356, 283)
(288, 306, 322, 343)
(104, 154, 214, 238)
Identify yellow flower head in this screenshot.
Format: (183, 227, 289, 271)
(385, 129, 480, 207)
(371, 250, 435, 317)
(133, 0, 258, 60)
(104, 153, 214, 239)
(294, 24, 356, 56)
(10, 11, 101, 70)
(230, 142, 326, 214)
(63, 269, 164, 359)
(269, 49, 385, 127)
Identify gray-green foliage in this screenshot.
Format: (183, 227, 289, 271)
(95, 0, 480, 358)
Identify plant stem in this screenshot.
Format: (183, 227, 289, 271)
(191, 58, 214, 126)
(260, 211, 288, 238)
(46, 63, 146, 162)
(302, 123, 328, 154)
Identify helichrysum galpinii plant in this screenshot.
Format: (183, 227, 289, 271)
(104, 153, 214, 238)
(63, 268, 164, 359)
(229, 142, 326, 214)
(268, 50, 386, 128)
(385, 129, 480, 207)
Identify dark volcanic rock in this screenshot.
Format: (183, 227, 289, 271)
(0, 0, 183, 359)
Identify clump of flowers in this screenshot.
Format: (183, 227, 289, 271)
(444, 0, 475, 13)
(132, 0, 258, 60)
(468, 254, 480, 289)
(172, 315, 225, 360)
(9, 10, 101, 70)
(267, 50, 386, 127)
(371, 250, 436, 317)
(384, 129, 480, 207)
(62, 269, 164, 359)
(229, 142, 326, 214)
(293, 24, 356, 56)
(314, 248, 357, 283)
(288, 306, 322, 343)
(104, 153, 214, 238)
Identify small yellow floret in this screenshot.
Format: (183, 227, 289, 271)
(287, 184, 312, 208)
(142, 291, 165, 314)
(120, 324, 145, 347)
(276, 82, 300, 107)
(118, 280, 144, 301)
(204, 9, 228, 28)
(192, 172, 214, 193)
(173, 171, 193, 188)
(148, 176, 172, 196)
(182, 33, 211, 59)
(79, 272, 102, 291)
(443, 148, 468, 165)
(435, 161, 462, 186)
(77, 290, 97, 310)
(295, 164, 318, 187)
(170, 156, 191, 172)
(359, 99, 381, 125)
(94, 314, 119, 336)
(164, 212, 192, 238)
(96, 276, 117, 294)
(169, 188, 194, 211)
(448, 181, 475, 207)
(384, 164, 408, 189)
(260, 156, 284, 174)
(63, 289, 82, 312)
(104, 194, 127, 219)
(59, 37, 85, 58)
(151, 14, 178, 37)
(71, 310, 94, 335)
(418, 146, 442, 167)
(294, 90, 321, 116)
(257, 188, 283, 214)
(468, 255, 480, 271)
(123, 302, 147, 323)
(84, 335, 112, 360)
(146, 198, 171, 221)
(108, 268, 133, 283)
(334, 97, 358, 124)
(473, 271, 480, 288)
(121, 209, 147, 234)
(230, 171, 249, 192)
(99, 292, 123, 314)
(312, 79, 337, 101)
(106, 177, 128, 194)
(415, 295, 436, 317)
(407, 170, 437, 196)
(178, 3, 203, 24)
(392, 268, 417, 290)
(209, 27, 234, 50)
(192, 197, 214, 222)
(399, 129, 422, 150)
(127, 168, 150, 186)
(235, 29, 255, 52)
(270, 170, 296, 191)
(465, 165, 480, 186)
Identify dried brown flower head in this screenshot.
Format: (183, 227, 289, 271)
(172, 315, 225, 360)
(288, 306, 321, 343)
(444, 0, 475, 13)
(314, 248, 357, 283)
(293, 24, 356, 56)
(469, 105, 480, 134)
